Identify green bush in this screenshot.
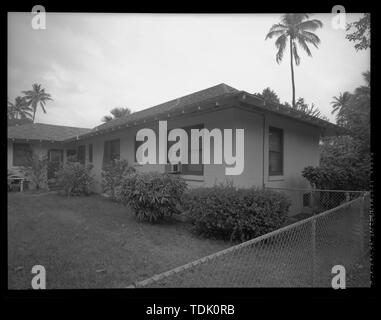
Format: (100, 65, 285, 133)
(101, 159, 136, 198)
(56, 162, 95, 197)
(302, 165, 369, 191)
(21, 152, 49, 190)
(182, 185, 291, 242)
(115, 172, 187, 223)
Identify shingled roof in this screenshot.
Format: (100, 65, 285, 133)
(93, 83, 239, 132)
(8, 84, 345, 143)
(70, 82, 343, 140)
(8, 123, 91, 142)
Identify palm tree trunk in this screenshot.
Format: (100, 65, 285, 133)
(289, 37, 296, 108)
(32, 103, 37, 122)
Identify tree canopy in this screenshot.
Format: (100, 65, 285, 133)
(102, 107, 133, 122)
(303, 71, 371, 190)
(346, 13, 370, 51)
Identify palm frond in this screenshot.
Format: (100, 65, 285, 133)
(299, 30, 321, 48)
(281, 14, 309, 27)
(296, 37, 312, 57)
(265, 29, 286, 40)
(275, 33, 288, 64)
(297, 19, 323, 31)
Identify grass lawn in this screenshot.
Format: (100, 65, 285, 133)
(8, 191, 370, 288)
(8, 192, 229, 289)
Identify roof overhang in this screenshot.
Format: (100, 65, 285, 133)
(60, 90, 348, 143)
(63, 92, 243, 142)
(237, 92, 349, 137)
(7, 137, 66, 144)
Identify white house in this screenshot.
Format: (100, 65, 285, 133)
(8, 83, 344, 214)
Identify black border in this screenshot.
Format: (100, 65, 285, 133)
(2, 1, 378, 312)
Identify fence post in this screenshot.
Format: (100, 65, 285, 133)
(311, 216, 317, 287)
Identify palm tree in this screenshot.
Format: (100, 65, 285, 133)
(7, 96, 33, 120)
(22, 84, 53, 122)
(331, 91, 352, 121)
(331, 71, 370, 127)
(265, 14, 323, 107)
(102, 107, 132, 122)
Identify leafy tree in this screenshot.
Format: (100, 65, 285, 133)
(255, 87, 281, 104)
(22, 84, 53, 122)
(102, 107, 132, 122)
(346, 13, 370, 51)
(304, 71, 371, 191)
(266, 14, 323, 107)
(334, 71, 370, 151)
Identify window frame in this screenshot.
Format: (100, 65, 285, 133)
(77, 145, 86, 165)
(167, 123, 204, 176)
(103, 139, 120, 165)
(268, 126, 284, 176)
(12, 143, 33, 167)
(66, 149, 77, 162)
(88, 143, 93, 163)
(48, 149, 63, 162)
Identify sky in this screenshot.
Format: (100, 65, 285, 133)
(8, 13, 370, 128)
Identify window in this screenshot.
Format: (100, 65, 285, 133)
(66, 149, 77, 162)
(103, 139, 120, 165)
(48, 150, 63, 162)
(13, 143, 32, 166)
(88, 144, 93, 163)
(167, 124, 204, 176)
(77, 145, 86, 164)
(269, 127, 283, 176)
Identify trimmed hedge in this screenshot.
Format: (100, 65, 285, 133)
(115, 172, 187, 223)
(182, 185, 291, 242)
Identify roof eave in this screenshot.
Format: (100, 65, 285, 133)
(7, 137, 65, 143)
(238, 92, 347, 136)
(63, 91, 243, 142)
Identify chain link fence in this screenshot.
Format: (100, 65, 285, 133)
(128, 189, 370, 288)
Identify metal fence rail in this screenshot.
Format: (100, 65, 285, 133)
(265, 187, 366, 217)
(129, 190, 370, 288)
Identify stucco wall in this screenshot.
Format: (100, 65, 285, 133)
(262, 112, 320, 215)
(70, 107, 320, 199)
(22, 108, 320, 215)
(70, 108, 237, 192)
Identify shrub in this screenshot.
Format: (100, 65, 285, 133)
(56, 162, 95, 197)
(22, 152, 49, 190)
(302, 165, 369, 191)
(182, 185, 291, 242)
(101, 159, 136, 198)
(115, 172, 187, 223)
